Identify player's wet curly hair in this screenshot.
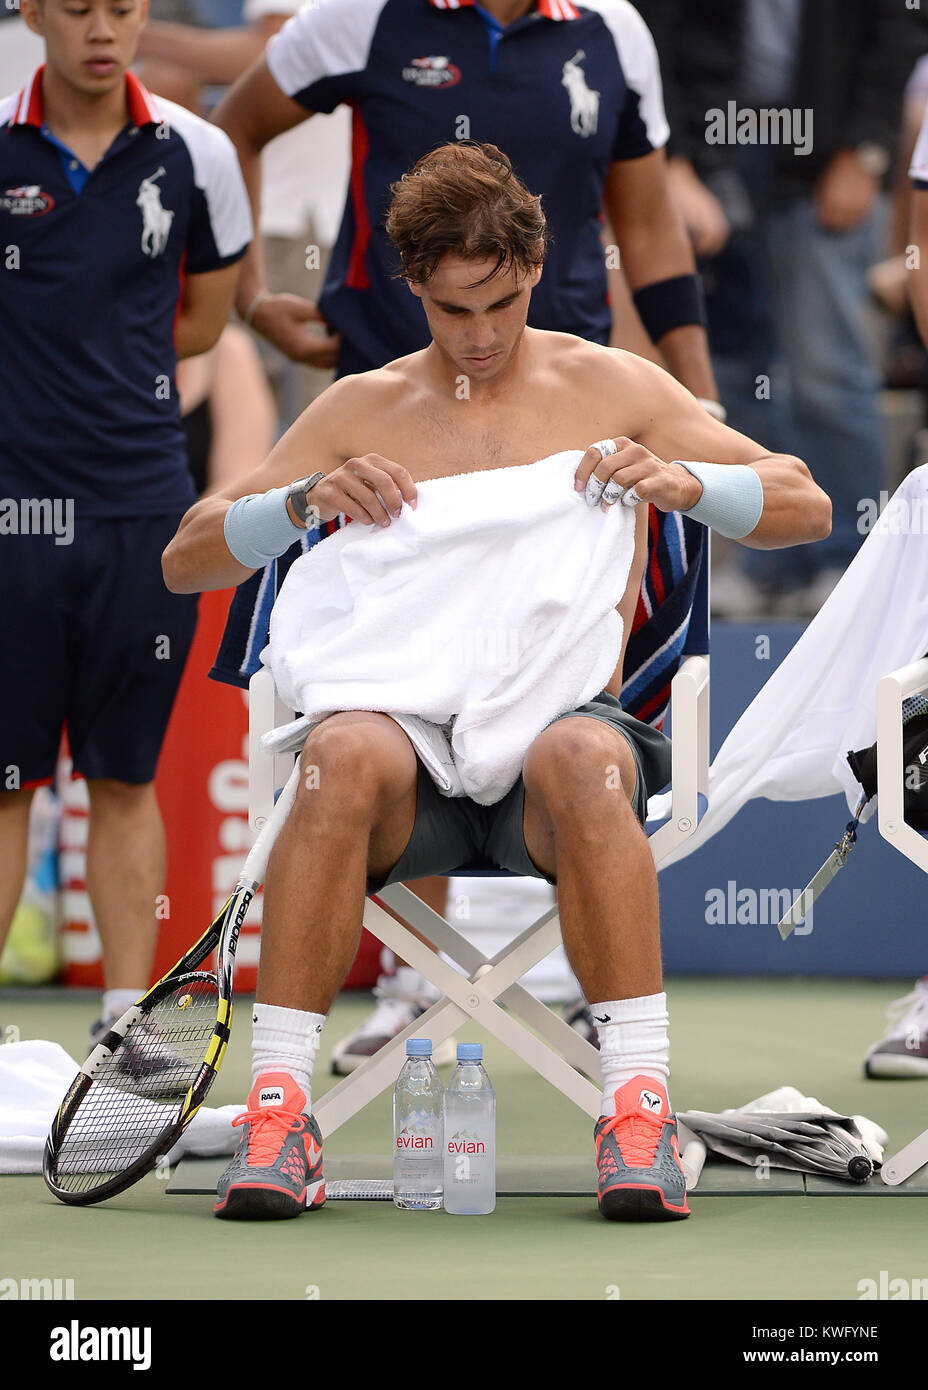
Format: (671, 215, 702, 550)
(385, 141, 549, 287)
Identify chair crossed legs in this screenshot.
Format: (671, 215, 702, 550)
(876, 657, 928, 1186)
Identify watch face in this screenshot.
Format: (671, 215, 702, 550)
(289, 479, 311, 520)
(289, 475, 323, 523)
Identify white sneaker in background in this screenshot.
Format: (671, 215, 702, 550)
(864, 978, 928, 1078)
(331, 967, 457, 1075)
(563, 997, 599, 1050)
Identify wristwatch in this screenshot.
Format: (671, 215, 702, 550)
(854, 143, 891, 180)
(286, 472, 326, 527)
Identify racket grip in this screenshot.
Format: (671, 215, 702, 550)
(240, 762, 301, 886)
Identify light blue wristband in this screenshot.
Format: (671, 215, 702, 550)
(223, 487, 304, 569)
(675, 460, 764, 539)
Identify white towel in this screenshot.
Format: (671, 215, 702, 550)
(0, 1040, 244, 1174)
(262, 451, 637, 805)
(650, 464, 928, 863)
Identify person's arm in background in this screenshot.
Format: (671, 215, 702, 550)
(205, 323, 278, 490)
(814, 0, 923, 233)
(869, 60, 928, 316)
(906, 102, 928, 351)
(604, 152, 716, 400)
(634, 0, 734, 260)
(601, 3, 718, 404)
(137, 13, 283, 84)
(909, 189, 928, 349)
(603, 229, 664, 363)
(891, 78, 928, 257)
(172, 117, 253, 358)
(212, 57, 339, 367)
(175, 263, 241, 359)
(139, 0, 340, 368)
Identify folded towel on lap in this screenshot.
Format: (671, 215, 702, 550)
(262, 451, 637, 805)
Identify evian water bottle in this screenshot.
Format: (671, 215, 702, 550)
(393, 1038, 443, 1210)
(443, 1043, 496, 1215)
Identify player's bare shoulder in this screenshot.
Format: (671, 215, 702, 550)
(532, 331, 661, 434)
(295, 352, 418, 440)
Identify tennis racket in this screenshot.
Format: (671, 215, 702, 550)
(43, 764, 301, 1206)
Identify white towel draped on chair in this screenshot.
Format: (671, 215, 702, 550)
(261, 451, 637, 805)
(649, 464, 928, 865)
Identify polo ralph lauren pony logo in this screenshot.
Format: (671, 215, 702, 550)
(136, 167, 173, 257)
(562, 50, 599, 137)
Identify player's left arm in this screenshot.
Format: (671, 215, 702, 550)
(175, 264, 240, 359)
(575, 353, 831, 549)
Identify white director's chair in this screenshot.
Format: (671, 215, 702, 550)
(246, 541, 710, 1140)
(876, 656, 928, 1186)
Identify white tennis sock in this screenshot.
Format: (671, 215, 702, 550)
(252, 1003, 325, 1108)
(591, 993, 670, 1116)
(101, 988, 143, 1026)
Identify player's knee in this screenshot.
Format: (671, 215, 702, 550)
(524, 720, 636, 815)
(297, 715, 412, 811)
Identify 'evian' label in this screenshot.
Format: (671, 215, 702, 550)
(447, 1138, 485, 1155)
(396, 1134, 434, 1150)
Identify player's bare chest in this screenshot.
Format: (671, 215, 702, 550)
(370, 399, 605, 483)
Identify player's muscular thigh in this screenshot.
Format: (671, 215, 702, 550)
(298, 711, 419, 869)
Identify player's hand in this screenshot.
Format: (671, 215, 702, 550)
(300, 454, 418, 527)
(574, 438, 702, 513)
(251, 292, 341, 369)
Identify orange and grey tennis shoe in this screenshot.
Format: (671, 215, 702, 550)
(214, 1072, 325, 1220)
(593, 1075, 690, 1221)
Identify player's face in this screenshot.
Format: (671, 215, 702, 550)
(413, 255, 543, 383)
(23, 0, 150, 97)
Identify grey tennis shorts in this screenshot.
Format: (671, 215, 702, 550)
(366, 691, 673, 894)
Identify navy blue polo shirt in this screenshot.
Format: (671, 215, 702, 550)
(0, 68, 252, 518)
(266, 0, 669, 371)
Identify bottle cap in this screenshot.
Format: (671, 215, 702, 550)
(406, 1038, 432, 1056)
(457, 1043, 483, 1061)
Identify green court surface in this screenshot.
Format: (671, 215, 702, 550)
(3, 978, 928, 1302)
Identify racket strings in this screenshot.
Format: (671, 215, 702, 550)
(50, 976, 221, 1193)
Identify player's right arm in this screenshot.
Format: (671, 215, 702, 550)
(162, 378, 417, 593)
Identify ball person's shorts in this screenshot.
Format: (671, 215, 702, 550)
(0, 514, 198, 788)
(366, 691, 673, 893)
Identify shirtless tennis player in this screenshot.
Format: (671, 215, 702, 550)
(163, 142, 830, 1223)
